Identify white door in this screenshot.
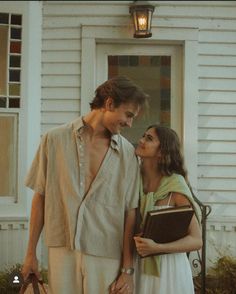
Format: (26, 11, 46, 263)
(96, 43, 182, 145)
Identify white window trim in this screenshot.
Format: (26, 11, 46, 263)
(0, 1, 42, 217)
(81, 25, 198, 189)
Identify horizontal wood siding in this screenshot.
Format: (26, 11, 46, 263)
(197, 3, 236, 212)
(42, 23, 81, 131)
(42, 1, 236, 217)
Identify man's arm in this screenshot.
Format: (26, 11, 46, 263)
(110, 208, 136, 294)
(22, 192, 45, 280)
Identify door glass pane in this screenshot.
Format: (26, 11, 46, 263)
(0, 114, 17, 196)
(108, 55, 171, 145)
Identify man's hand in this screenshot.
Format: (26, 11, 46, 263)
(109, 273, 133, 294)
(21, 254, 41, 281)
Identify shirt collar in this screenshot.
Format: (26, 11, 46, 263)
(72, 117, 121, 152)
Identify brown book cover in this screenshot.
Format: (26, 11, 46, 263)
(142, 205, 194, 244)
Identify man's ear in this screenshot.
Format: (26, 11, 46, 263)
(105, 97, 115, 111)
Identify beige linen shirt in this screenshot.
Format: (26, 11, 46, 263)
(25, 117, 140, 259)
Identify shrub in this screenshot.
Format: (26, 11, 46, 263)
(0, 263, 48, 294)
(194, 255, 236, 294)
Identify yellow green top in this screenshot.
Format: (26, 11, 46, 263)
(139, 173, 199, 277)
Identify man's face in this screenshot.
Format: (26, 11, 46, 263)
(103, 100, 140, 135)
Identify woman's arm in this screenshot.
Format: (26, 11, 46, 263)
(134, 193, 203, 257)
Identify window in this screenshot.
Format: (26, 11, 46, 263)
(0, 13, 22, 199)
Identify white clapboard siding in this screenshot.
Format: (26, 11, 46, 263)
(42, 63, 80, 75)
(198, 190, 236, 203)
(42, 39, 81, 52)
(198, 153, 236, 166)
(198, 141, 235, 153)
(42, 99, 80, 112)
(199, 78, 236, 91)
(198, 166, 236, 178)
(42, 111, 79, 125)
(199, 43, 236, 55)
(43, 16, 132, 28)
(42, 75, 80, 87)
(42, 87, 80, 100)
(0, 220, 28, 269)
(199, 116, 236, 128)
(198, 178, 236, 191)
(199, 55, 236, 67)
(199, 66, 236, 79)
(199, 91, 236, 103)
(42, 51, 80, 63)
(43, 28, 81, 39)
(199, 103, 236, 116)
(42, 50, 81, 63)
(207, 203, 236, 218)
(200, 30, 236, 43)
(199, 128, 236, 141)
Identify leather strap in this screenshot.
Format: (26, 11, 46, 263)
(19, 273, 47, 294)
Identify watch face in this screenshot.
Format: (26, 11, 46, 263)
(121, 267, 134, 275)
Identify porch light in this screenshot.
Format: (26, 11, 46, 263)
(129, 4, 155, 38)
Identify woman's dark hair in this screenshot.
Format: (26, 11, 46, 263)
(147, 124, 187, 178)
(90, 76, 148, 109)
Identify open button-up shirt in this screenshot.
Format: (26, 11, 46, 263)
(25, 117, 140, 259)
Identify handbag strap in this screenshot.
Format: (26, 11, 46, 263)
(19, 273, 47, 294)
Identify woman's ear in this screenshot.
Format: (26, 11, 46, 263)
(105, 97, 115, 111)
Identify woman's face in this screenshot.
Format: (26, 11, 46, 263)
(135, 127, 161, 159)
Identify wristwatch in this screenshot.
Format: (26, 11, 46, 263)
(120, 267, 134, 275)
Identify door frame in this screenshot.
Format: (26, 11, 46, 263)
(81, 25, 198, 189)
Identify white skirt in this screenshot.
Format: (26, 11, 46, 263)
(136, 253, 195, 294)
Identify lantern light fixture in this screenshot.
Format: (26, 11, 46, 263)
(129, 3, 155, 38)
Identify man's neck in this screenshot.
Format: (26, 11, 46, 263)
(83, 110, 111, 139)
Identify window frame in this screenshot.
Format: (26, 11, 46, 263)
(0, 1, 42, 217)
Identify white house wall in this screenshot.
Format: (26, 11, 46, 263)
(40, 0, 236, 265)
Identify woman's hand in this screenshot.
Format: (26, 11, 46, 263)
(134, 236, 160, 257)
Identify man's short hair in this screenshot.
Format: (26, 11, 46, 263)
(90, 76, 148, 110)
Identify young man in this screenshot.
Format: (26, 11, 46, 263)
(22, 76, 148, 294)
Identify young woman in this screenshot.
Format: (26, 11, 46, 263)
(134, 125, 202, 294)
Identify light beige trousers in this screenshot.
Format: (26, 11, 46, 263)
(48, 247, 120, 294)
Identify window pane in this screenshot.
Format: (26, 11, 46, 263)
(0, 26, 8, 95)
(11, 14, 22, 25)
(10, 41, 21, 53)
(9, 97, 20, 108)
(0, 13, 9, 24)
(11, 27, 21, 40)
(0, 97, 7, 108)
(10, 55, 21, 68)
(108, 55, 171, 145)
(0, 115, 17, 196)
(9, 83, 20, 96)
(9, 69, 20, 82)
